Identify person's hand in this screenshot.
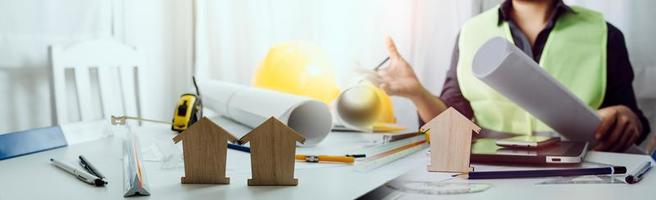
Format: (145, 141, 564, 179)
(375, 36, 426, 99)
(593, 105, 642, 152)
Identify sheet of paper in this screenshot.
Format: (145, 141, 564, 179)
(60, 119, 114, 145)
(199, 80, 333, 146)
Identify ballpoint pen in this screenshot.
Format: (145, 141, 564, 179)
(51, 158, 107, 186)
(79, 155, 105, 180)
(626, 161, 652, 184)
(374, 56, 390, 71)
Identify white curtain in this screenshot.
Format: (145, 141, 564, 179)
(0, 0, 111, 132)
(0, 0, 193, 133)
(194, 0, 475, 129)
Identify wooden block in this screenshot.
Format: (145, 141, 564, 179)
(239, 117, 305, 186)
(422, 107, 480, 173)
(173, 117, 237, 184)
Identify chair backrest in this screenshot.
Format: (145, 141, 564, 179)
(50, 39, 143, 124)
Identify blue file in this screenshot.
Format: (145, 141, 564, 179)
(0, 126, 67, 160)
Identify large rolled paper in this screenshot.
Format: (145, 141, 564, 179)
(472, 37, 601, 142)
(199, 80, 333, 146)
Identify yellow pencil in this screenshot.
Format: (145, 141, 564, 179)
(295, 154, 355, 164)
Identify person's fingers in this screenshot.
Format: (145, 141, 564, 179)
(596, 118, 628, 151)
(377, 69, 390, 78)
(608, 116, 629, 142)
(379, 69, 399, 81)
(366, 74, 383, 86)
(355, 68, 378, 77)
(619, 125, 640, 152)
(385, 36, 401, 60)
(379, 83, 395, 95)
(377, 74, 393, 87)
(611, 126, 632, 152)
(357, 68, 381, 85)
(595, 109, 617, 140)
(622, 129, 640, 151)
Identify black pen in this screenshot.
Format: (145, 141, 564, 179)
(626, 161, 652, 184)
(51, 158, 106, 186)
(458, 166, 627, 179)
(374, 56, 390, 71)
(79, 155, 105, 180)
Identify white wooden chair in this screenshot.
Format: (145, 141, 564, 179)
(50, 39, 143, 125)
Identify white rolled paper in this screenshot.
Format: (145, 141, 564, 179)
(199, 80, 333, 146)
(472, 37, 601, 142)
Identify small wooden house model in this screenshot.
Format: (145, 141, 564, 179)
(422, 107, 480, 173)
(173, 117, 237, 184)
(239, 117, 305, 186)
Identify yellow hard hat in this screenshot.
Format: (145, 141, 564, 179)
(252, 41, 340, 104)
(337, 81, 397, 126)
(253, 41, 397, 127)
(371, 82, 396, 124)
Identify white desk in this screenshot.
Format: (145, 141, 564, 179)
(370, 152, 656, 200)
(0, 119, 426, 200)
(1, 118, 655, 200)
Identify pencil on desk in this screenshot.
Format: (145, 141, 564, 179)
(229, 143, 360, 163)
(295, 154, 355, 164)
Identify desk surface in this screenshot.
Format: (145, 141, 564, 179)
(0, 120, 426, 200)
(1, 119, 655, 200)
(369, 151, 656, 200)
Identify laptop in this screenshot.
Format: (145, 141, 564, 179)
(470, 138, 588, 165)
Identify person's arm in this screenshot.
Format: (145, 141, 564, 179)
(593, 23, 651, 152)
(417, 34, 476, 124)
(377, 36, 448, 122)
(438, 34, 474, 120)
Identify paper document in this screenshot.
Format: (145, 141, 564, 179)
(472, 37, 601, 142)
(199, 80, 333, 146)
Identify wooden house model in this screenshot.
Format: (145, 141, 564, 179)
(173, 117, 237, 184)
(421, 107, 481, 173)
(239, 117, 305, 186)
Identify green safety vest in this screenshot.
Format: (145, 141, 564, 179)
(457, 5, 607, 135)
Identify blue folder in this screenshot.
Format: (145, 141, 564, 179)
(0, 126, 68, 160)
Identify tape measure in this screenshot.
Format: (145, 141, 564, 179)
(171, 77, 203, 133)
(111, 77, 203, 133)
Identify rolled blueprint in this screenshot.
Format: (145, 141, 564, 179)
(199, 80, 333, 146)
(472, 37, 601, 142)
